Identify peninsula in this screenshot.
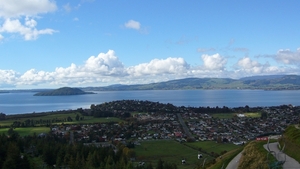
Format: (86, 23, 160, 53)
(34, 87, 94, 96)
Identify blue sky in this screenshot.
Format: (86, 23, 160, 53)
(0, 0, 300, 89)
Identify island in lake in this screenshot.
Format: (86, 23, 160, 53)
(34, 87, 95, 96)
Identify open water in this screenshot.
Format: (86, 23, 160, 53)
(1, 90, 300, 115)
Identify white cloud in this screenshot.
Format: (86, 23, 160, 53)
(0, 70, 17, 85)
(124, 20, 141, 30)
(18, 69, 54, 85)
(83, 50, 126, 75)
(236, 57, 283, 74)
(273, 48, 300, 65)
(0, 0, 57, 18)
(127, 57, 189, 77)
(0, 18, 56, 40)
(0, 34, 3, 41)
(0, 0, 57, 40)
(201, 53, 227, 70)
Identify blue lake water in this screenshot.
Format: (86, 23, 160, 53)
(1, 90, 300, 114)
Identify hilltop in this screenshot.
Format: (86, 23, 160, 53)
(34, 87, 94, 96)
(83, 75, 300, 91)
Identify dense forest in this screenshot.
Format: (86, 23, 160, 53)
(0, 129, 178, 169)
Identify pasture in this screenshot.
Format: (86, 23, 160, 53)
(0, 113, 122, 127)
(0, 127, 50, 136)
(211, 112, 261, 119)
(133, 140, 213, 169)
(186, 141, 240, 156)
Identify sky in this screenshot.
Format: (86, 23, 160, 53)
(0, 0, 300, 89)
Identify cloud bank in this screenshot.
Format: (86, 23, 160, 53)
(0, 48, 299, 89)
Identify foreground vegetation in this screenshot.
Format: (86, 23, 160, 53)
(207, 147, 243, 169)
(237, 141, 278, 169)
(279, 125, 300, 162)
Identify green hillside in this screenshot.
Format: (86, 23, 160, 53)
(279, 125, 300, 162)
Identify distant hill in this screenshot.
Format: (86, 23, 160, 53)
(34, 87, 95, 96)
(83, 75, 300, 91)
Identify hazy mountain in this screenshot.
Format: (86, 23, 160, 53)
(83, 75, 300, 91)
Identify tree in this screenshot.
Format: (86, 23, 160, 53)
(2, 142, 20, 169)
(156, 159, 164, 169)
(76, 114, 80, 121)
(261, 111, 268, 119)
(0, 113, 6, 120)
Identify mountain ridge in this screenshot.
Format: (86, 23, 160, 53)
(83, 75, 300, 91)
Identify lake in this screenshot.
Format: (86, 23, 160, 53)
(1, 90, 300, 115)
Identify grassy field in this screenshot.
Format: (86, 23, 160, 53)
(0, 113, 122, 127)
(186, 141, 240, 156)
(211, 112, 261, 119)
(0, 127, 50, 136)
(133, 140, 212, 169)
(244, 112, 261, 118)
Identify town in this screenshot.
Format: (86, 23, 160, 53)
(49, 100, 300, 147)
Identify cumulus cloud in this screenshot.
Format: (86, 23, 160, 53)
(0, 70, 17, 85)
(124, 20, 141, 30)
(0, 18, 56, 40)
(127, 57, 189, 77)
(235, 57, 282, 74)
(0, 0, 57, 18)
(273, 48, 300, 65)
(201, 53, 227, 70)
(0, 0, 57, 40)
(0, 34, 3, 41)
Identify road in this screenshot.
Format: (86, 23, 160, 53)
(263, 142, 300, 169)
(176, 113, 195, 140)
(225, 151, 242, 169)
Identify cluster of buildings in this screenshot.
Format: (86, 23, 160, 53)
(50, 102, 300, 145)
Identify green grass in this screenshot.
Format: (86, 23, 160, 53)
(280, 125, 300, 163)
(208, 147, 243, 169)
(0, 113, 123, 127)
(186, 141, 240, 155)
(57, 117, 122, 124)
(237, 141, 279, 169)
(131, 112, 147, 116)
(244, 112, 261, 118)
(211, 112, 261, 119)
(0, 127, 50, 136)
(133, 140, 210, 169)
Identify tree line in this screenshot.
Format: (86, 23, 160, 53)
(0, 129, 178, 169)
